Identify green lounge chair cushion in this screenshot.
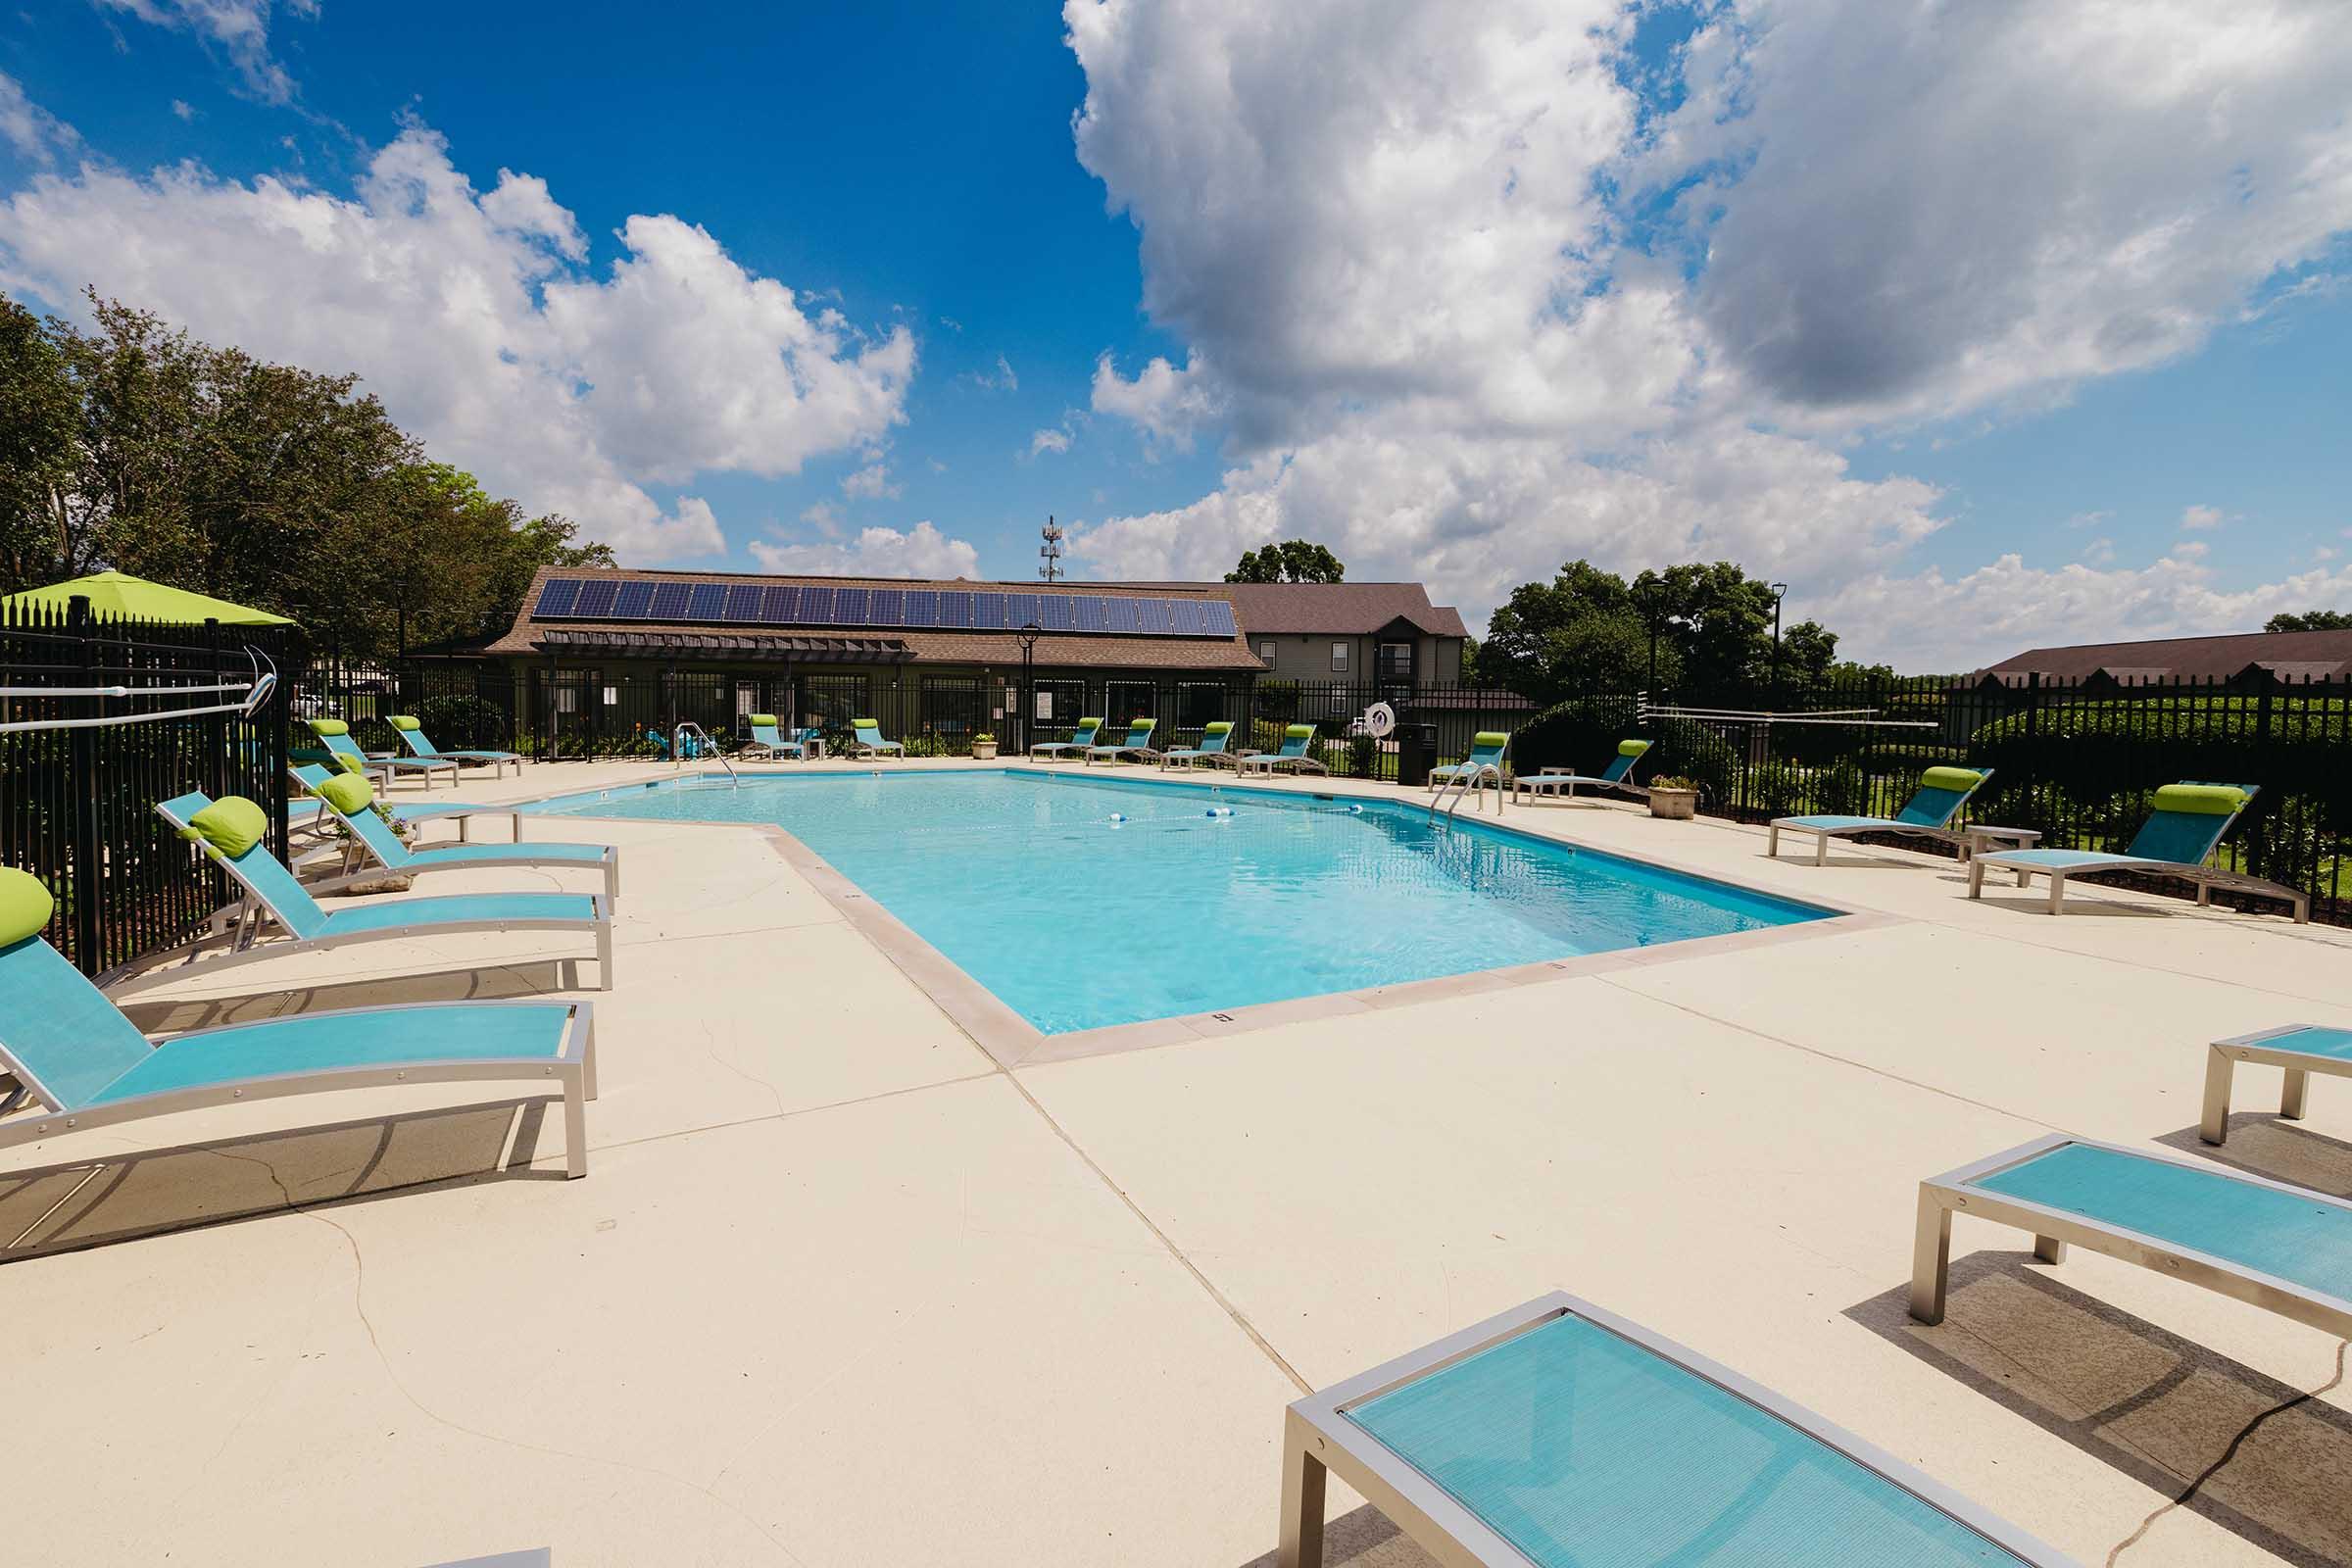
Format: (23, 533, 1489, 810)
(1133, 718, 1156, 732)
(749, 713, 778, 726)
(1203, 722, 1233, 735)
(1473, 731, 1510, 747)
(1285, 723, 1316, 739)
(0, 866, 55, 947)
(2152, 783, 2248, 816)
(1618, 739, 1650, 758)
(179, 796, 269, 859)
(308, 718, 350, 737)
(318, 772, 375, 814)
(855, 716, 878, 727)
(389, 714, 421, 731)
(1078, 716, 1103, 726)
(1918, 766, 1984, 793)
(333, 753, 368, 776)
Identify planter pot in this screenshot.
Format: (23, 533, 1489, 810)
(971, 743, 999, 760)
(1647, 788, 1697, 821)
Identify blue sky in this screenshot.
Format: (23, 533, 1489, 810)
(3, 1, 2347, 667)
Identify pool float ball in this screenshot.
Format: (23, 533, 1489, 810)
(1108, 812, 1128, 823)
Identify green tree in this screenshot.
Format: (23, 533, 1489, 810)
(1227, 539, 1346, 583)
(2266, 610, 2352, 632)
(0, 294, 80, 592)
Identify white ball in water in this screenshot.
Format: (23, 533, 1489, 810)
(1108, 812, 1127, 823)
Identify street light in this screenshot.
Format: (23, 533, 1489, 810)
(1767, 581, 1788, 701)
(1017, 621, 1041, 752)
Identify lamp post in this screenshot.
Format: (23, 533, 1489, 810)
(1017, 621, 1041, 753)
(1767, 581, 1788, 702)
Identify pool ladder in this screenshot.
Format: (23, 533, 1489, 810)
(673, 721, 740, 786)
(1430, 762, 1504, 819)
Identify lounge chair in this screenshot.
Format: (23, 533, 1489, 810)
(288, 762, 513, 844)
(308, 718, 460, 792)
(298, 771, 620, 906)
(1159, 721, 1237, 770)
(1282, 1290, 2072, 1568)
(2201, 1023, 2352, 1144)
(1967, 782, 2308, 921)
(1513, 739, 1652, 804)
(120, 792, 611, 995)
(1428, 731, 1511, 796)
(1238, 724, 1328, 776)
(391, 714, 521, 779)
(1767, 765, 1991, 866)
(1083, 718, 1159, 765)
(0, 867, 597, 1179)
(1029, 716, 1103, 761)
(1912, 1133, 2352, 1338)
(849, 717, 904, 759)
(741, 714, 808, 760)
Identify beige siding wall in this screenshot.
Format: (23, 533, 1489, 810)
(1245, 632, 1463, 682)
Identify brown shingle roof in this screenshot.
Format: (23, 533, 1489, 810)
(487, 565, 1265, 671)
(1983, 628, 2352, 682)
(1149, 581, 1470, 639)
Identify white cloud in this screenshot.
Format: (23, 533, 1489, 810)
(95, 0, 319, 105)
(841, 460, 900, 499)
(1059, 0, 2352, 664)
(2064, 510, 2112, 530)
(2174, 538, 2211, 560)
(170, 99, 198, 122)
(798, 499, 844, 536)
(965, 352, 1018, 392)
(2180, 503, 2228, 530)
(2079, 537, 2116, 565)
(0, 125, 913, 562)
(0, 74, 77, 165)
(749, 520, 981, 579)
(1028, 425, 1072, 457)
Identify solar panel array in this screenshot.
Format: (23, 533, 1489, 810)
(531, 578, 1239, 638)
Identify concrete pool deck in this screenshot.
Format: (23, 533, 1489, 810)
(4, 755, 2350, 1565)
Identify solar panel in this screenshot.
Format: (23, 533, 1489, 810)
(612, 580, 655, 619)
(562, 579, 1240, 636)
(687, 582, 728, 620)
(799, 586, 836, 624)
(833, 587, 869, 626)
(1202, 601, 1238, 637)
(1073, 595, 1107, 633)
(761, 585, 800, 624)
(1169, 600, 1204, 635)
(903, 590, 939, 627)
(723, 584, 765, 622)
(574, 579, 618, 618)
(1037, 594, 1075, 632)
(1133, 597, 1170, 634)
(940, 591, 973, 629)
(647, 581, 692, 620)
(973, 591, 1007, 630)
(868, 587, 905, 626)
(1103, 596, 1140, 634)
(534, 579, 582, 617)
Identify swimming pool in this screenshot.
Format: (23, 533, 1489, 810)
(523, 769, 1831, 1035)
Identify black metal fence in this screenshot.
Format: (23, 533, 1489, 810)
(1515, 671, 2352, 925)
(1, 597, 298, 975)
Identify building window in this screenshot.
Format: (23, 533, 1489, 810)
(1330, 641, 1349, 673)
(1377, 642, 1413, 681)
(1105, 679, 1156, 726)
(799, 672, 869, 734)
(1257, 638, 1276, 659)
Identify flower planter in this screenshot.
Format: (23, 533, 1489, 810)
(1647, 787, 1697, 821)
(971, 742, 999, 760)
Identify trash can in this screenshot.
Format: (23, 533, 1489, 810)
(1397, 722, 1440, 789)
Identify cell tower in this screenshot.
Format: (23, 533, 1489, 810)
(1038, 515, 1065, 582)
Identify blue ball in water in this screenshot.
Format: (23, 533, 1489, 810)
(1108, 812, 1128, 823)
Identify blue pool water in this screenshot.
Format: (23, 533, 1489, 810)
(524, 769, 1829, 1034)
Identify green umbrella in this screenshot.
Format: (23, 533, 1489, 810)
(2, 570, 295, 626)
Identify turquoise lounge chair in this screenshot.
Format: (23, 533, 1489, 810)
(1768, 765, 1992, 866)
(0, 868, 596, 1179)
(1029, 716, 1103, 761)
(1239, 724, 1328, 776)
(742, 714, 808, 760)
(850, 716, 904, 759)
(1913, 1133, 2352, 1339)
(1282, 1291, 2071, 1568)
(1968, 782, 2307, 921)
(122, 792, 611, 995)
(1514, 738, 1652, 804)
(288, 762, 512, 844)
(309, 718, 460, 792)
(1159, 721, 1236, 770)
(1428, 730, 1510, 793)
(2201, 1023, 2352, 1144)
(298, 771, 619, 906)
(391, 714, 520, 779)
(1084, 717, 1160, 765)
